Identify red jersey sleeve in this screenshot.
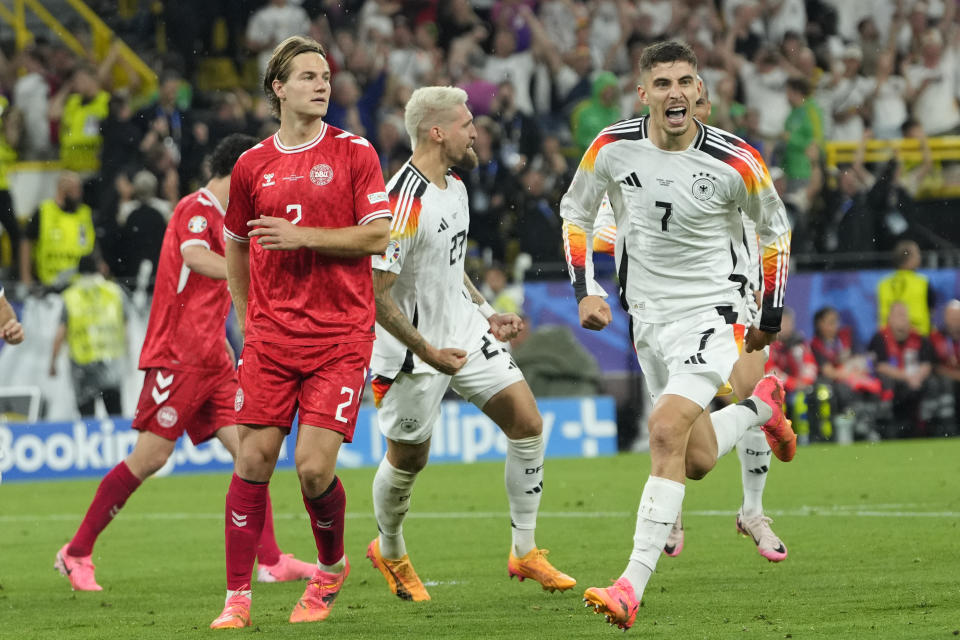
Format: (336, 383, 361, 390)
(224, 153, 255, 243)
(178, 191, 222, 254)
(350, 140, 391, 226)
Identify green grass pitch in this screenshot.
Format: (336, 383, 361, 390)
(1, 438, 959, 639)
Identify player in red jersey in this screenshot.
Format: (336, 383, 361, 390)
(210, 36, 390, 629)
(54, 134, 316, 593)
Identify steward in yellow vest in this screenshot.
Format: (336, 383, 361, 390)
(50, 255, 127, 417)
(877, 240, 933, 336)
(51, 65, 110, 174)
(21, 171, 95, 290)
(0, 95, 22, 277)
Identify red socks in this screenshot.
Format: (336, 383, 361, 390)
(301, 477, 346, 566)
(224, 473, 268, 590)
(256, 492, 283, 567)
(68, 461, 142, 557)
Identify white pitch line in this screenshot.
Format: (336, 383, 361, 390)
(0, 507, 957, 523)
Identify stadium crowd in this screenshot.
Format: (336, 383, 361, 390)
(1, 0, 959, 440)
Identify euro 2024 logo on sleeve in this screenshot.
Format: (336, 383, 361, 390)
(382, 239, 401, 265)
(188, 216, 208, 233)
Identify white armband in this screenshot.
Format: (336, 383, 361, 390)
(479, 302, 496, 319)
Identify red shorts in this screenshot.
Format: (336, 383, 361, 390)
(235, 340, 372, 442)
(132, 366, 237, 445)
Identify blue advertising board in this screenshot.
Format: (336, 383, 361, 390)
(0, 397, 616, 483)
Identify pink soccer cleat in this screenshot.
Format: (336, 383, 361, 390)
(289, 558, 350, 623)
(54, 544, 102, 591)
(737, 510, 788, 562)
(752, 375, 797, 462)
(210, 589, 252, 629)
(257, 553, 316, 583)
(583, 577, 640, 630)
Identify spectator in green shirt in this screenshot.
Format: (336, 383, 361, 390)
(571, 71, 621, 153)
(782, 76, 824, 191)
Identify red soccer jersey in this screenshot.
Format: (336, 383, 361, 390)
(139, 188, 232, 372)
(224, 124, 391, 346)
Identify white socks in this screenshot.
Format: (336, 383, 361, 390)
(622, 476, 685, 596)
(505, 435, 545, 557)
(737, 427, 772, 517)
(372, 457, 418, 559)
(318, 555, 346, 573)
(711, 397, 774, 458)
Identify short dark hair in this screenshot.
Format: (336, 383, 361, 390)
(263, 35, 327, 118)
(208, 133, 258, 179)
(813, 306, 837, 329)
(786, 76, 810, 97)
(638, 40, 698, 75)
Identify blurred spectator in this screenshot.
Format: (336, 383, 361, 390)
(930, 299, 960, 435)
(0, 95, 22, 279)
(905, 27, 960, 136)
(810, 305, 885, 439)
(135, 71, 197, 192)
(765, 307, 820, 441)
(483, 28, 537, 115)
(325, 69, 386, 143)
(896, 120, 935, 198)
(510, 316, 601, 397)
(868, 301, 936, 437)
(13, 47, 53, 159)
(480, 262, 522, 315)
(115, 171, 169, 290)
(877, 239, 934, 336)
(782, 76, 824, 191)
(391, 15, 442, 88)
(99, 92, 143, 203)
(731, 45, 790, 157)
(571, 71, 619, 154)
(245, 0, 311, 76)
(513, 166, 565, 273)
(865, 50, 908, 140)
(49, 254, 127, 417)
(462, 115, 514, 260)
(823, 44, 871, 142)
(20, 171, 94, 290)
(49, 63, 111, 175)
(491, 80, 542, 170)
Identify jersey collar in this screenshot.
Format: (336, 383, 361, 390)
(273, 122, 328, 154)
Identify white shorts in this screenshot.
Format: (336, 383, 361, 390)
(374, 335, 525, 444)
(633, 305, 746, 409)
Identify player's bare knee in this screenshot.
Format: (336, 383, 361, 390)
(297, 464, 335, 497)
(503, 411, 542, 439)
(685, 451, 715, 480)
(389, 445, 429, 473)
(647, 422, 686, 459)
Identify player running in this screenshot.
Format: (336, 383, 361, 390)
(591, 84, 788, 563)
(365, 86, 575, 602)
(560, 41, 794, 630)
(54, 134, 316, 592)
(210, 36, 391, 629)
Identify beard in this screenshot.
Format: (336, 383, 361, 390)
(452, 146, 479, 171)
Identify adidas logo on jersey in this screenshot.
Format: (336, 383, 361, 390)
(683, 353, 707, 364)
(621, 172, 642, 188)
(438, 218, 449, 232)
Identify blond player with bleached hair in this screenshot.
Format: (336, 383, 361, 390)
(365, 86, 575, 602)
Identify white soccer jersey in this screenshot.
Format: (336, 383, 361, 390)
(560, 116, 791, 331)
(372, 161, 488, 377)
